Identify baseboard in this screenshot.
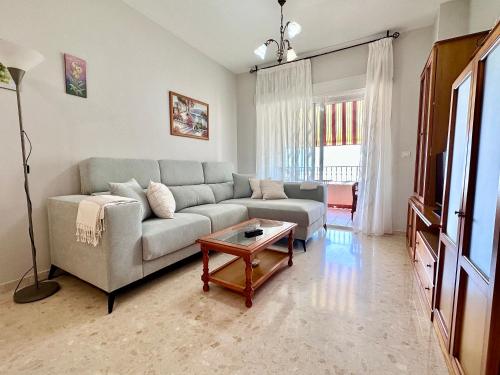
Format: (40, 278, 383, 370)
(0, 269, 50, 294)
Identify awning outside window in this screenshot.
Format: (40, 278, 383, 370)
(315, 100, 364, 146)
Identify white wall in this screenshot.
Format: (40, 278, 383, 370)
(434, 0, 499, 41)
(0, 0, 237, 286)
(391, 27, 435, 231)
(469, 0, 500, 33)
(236, 26, 434, 232)
(435, 0, 470, 40)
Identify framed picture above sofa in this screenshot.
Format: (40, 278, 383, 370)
(169, 91, 209, 140)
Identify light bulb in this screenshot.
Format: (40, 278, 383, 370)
(287, 21, 302, 39)
(287, 47, 297, 62)
(254, 44, 267, 60)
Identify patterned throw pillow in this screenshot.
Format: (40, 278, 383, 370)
(249, 178, 263, 199)
(261, 180, 288, 200)
(146, 181, 176, 219)
(109, 178, 151, 221)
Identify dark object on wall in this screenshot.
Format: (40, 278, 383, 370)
(169, 91, 209, 140)
(64, 53, 87, 98)
(0, 40, 60, 303)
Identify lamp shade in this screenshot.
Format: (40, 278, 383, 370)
(286, 47, 297, 62)
(287, 21, 302, 39)
(254, 43, 268, 60)
(0, 39, 44, 72)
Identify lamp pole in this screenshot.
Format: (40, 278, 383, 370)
(8, 67, 60, 303)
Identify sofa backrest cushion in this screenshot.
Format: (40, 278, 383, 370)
(202, 161, 233, 184)
(159, 159, 204, 186)
(80, 157, 160, 194)
(169, 185, 216, 211)
(208, 182, 234, 203)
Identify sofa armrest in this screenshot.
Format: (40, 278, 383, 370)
(47, 195, 143, 292)
(284, 183, 328, 205)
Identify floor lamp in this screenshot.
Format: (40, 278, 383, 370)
(0, 39, 60, 303)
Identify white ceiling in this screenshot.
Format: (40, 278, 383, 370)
(123, 0, 446, 74)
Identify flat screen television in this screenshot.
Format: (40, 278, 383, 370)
(435, 151, 447, 213)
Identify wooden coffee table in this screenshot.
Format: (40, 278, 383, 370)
(197, 218, 297, 308)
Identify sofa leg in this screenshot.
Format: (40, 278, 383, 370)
(47, 264, 58, 280)
(323, 223, 327, 231)
(300, 239, 307, 252)
(107, 292, 116, 314)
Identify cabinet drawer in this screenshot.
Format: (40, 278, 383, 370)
(415, 250, 434, 308)
(415, 232, 436, 285)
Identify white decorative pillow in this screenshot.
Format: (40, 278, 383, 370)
(249, 178, 263, 199)
(261, 180, 288, 200)
(146, 181, 176, 219)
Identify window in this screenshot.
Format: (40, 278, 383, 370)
(314, 99, 364, 182)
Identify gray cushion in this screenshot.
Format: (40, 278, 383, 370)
(109, 178, 151, 221)
(220, 198, 324, 227)
(208, 182, 234, 202)
(169, 185, 216, 211)
(180, 204, 248, 232)
(159, 159, 204, 186)
(202, 161, 233, 183)
(232, 173, 253, 198)
(141, 213, 211, 261)
(80, 157, 160, 194)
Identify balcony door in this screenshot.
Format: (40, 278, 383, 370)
(314, 95, 364, 226)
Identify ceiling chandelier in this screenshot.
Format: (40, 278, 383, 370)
(254, 0, 301, 64)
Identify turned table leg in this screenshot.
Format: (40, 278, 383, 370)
(244, 256, 254, 308)
(288, 229, 294, 267)
(201, 245, 210, 292)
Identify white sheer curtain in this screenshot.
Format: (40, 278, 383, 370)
(354, 38, 394, 235)
(256, 60, 314, 181)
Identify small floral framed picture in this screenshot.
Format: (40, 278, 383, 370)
(64, 53, 87, 98)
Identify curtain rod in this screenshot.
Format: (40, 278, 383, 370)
(250, 30, 400, 73)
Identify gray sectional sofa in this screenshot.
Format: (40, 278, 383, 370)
(47, 157, 327, 312)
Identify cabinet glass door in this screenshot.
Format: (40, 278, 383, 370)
(466, 44, 500, 278)
(444, 76, 471, 245)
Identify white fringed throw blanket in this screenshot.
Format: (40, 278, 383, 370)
(76, 195, 137, 247)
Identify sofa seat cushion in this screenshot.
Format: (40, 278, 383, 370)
(180, 204, 248, 232)
(220, 198, 324, 227)
(142, 213, 210, 261)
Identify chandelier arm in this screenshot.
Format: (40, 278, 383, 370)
(265, 39, 280, 49)
(283, 21, 290, 33)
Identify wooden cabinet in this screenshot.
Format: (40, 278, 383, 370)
(407, 26, 500, 375)
(412, 32, 487, 207)
(435, 24, 500, 375)
(407, 31, 488, 319)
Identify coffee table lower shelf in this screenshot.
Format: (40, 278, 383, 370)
(209, 249, 290, 296)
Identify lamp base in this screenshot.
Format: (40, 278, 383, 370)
(13, 280, 60, 303)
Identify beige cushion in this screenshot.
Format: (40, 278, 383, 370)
(249, 178, 262, 199)
(261, 180, 288, 200)
(146, 181, 176, 219)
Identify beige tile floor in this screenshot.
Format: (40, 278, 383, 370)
(0, 230, 448, 375)
(327, 208, 353, 227)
